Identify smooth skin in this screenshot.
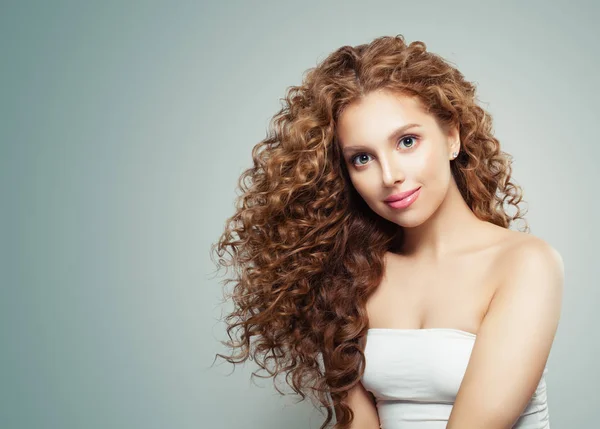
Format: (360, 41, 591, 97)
(335, 89, 563, 428)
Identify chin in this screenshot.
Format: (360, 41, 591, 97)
(373, 205, 426, 228)
(392, 215, 428, 229)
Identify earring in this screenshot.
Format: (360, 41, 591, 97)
(451, 151, 458, 159)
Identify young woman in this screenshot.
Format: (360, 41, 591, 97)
(212, 34, 563, 429)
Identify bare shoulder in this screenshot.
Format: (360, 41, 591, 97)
(494, 230, 564, 293)
(497, 231, 563, 270)
(447, 231, 563, 428)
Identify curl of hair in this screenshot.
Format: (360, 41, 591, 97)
(210, 34, 528, 429)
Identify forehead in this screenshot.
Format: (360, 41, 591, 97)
(336, 90, 431, 146)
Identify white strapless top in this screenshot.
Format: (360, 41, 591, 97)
(361, 328, 550, 428)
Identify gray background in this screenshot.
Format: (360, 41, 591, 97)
(1, 1, 597, 428)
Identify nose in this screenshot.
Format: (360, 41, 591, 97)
(380, 155, 404, 187)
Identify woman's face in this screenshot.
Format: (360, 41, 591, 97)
(336, 89, 460, 228)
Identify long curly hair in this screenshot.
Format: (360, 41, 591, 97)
(210, 34, 528, 428)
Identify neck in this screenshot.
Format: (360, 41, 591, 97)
(398, 178, 485, 261)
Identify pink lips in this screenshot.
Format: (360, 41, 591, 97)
(384, 187, 421, 209)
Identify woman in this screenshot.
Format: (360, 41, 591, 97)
(211, 35, 563, 429)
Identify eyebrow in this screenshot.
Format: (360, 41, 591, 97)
(341, 123, 423, 153)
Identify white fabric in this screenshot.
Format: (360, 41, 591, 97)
(361, 328, 550, 428)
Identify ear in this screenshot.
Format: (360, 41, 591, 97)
(446, 124, 461, 154)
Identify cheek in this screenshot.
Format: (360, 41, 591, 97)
(417, 146, 449, 183)
(420, 154, 453, 208)
(349, 172, 376, 200)
(409, 147, 438, 182)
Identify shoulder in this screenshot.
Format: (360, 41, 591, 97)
(500, 232, 563, 276)
(494, 232, 564, 298)
(447, 232, 563, 428)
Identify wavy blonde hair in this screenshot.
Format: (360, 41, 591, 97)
(210, 34, 528, 428)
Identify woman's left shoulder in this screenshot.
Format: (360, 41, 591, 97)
(502, 231, 562, 264)
(496, 230, 564, 285)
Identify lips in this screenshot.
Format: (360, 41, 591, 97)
(384, 187, 421, 203)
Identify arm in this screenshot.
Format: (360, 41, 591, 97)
(338, 381, 381, 429)
(322, 345, 381, 428)
(446, 238, 564, 429)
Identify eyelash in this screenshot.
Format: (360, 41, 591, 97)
(349, 135, 420, 168)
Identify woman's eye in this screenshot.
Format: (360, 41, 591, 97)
(349, 135, 418, 168)
(399, 135, 417, 149)
(351, 154, 372, 166)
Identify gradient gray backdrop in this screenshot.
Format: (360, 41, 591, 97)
(2, 1, 598, 428)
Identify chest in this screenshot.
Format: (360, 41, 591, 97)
(366, 251, 502, 333)
(360, 329, 550, 428)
